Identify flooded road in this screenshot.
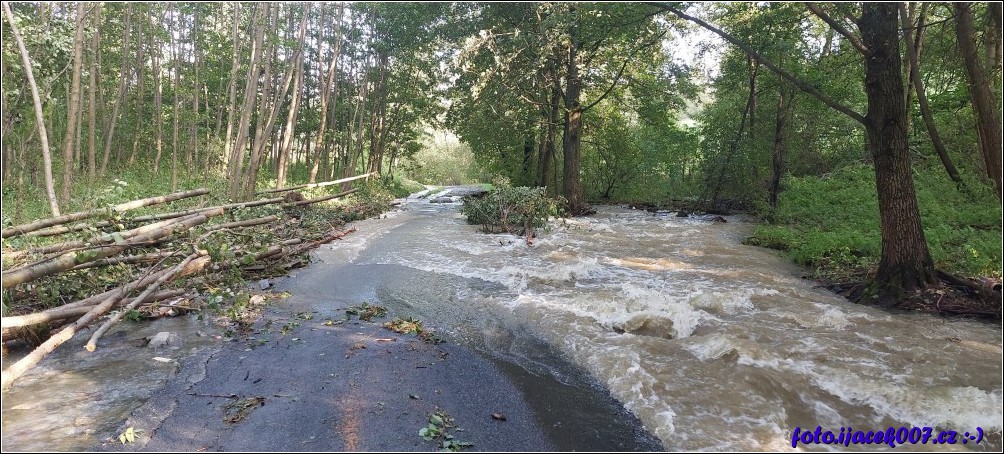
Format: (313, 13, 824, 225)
(305, 190, 1002, 451)
(2, 188, 1001, 451)
(1, 316, 221, 451)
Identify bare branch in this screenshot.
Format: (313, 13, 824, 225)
(805, 2, 871, 56)
(649, 2, 867, 126)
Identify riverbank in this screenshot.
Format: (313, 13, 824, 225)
(615, 164, 1002, 320)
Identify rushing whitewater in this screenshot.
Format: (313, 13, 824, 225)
(317, 193, 1002, 451)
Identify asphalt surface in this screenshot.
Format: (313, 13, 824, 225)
(96, 302, 659, 452)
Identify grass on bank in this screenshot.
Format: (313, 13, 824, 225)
(746, 163, 1002, 282)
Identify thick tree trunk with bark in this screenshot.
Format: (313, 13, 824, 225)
(859, 3, 936, 301)
(561, 8, 587, 215)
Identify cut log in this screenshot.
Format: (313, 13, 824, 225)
(27, 197, 285, 237)
(0, 289, 187, 341)
(2, 188, 209, 238)
(282, 188, 359, 207)
(1, 209, 220, 289)
(279, 227, 356, 258)
(70, 251, 178, 271)
(2, 255, 211, 330)
(7, 217, 188, 260)
(204, 215, 280, 232)
(257, 172, 374, 195)
(1, 258, 178, 388)
(132, 197, 285, 223)
(85, 251, 205, 351)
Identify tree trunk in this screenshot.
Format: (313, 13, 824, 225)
(100, 4, 131, 176)
(276, 5, 311, 189)
(244, 5, 299, 199)
(61, 3, 87, 204)
(769, 88, 794, 209)
(561, 6, 587, 215)
(152, 21, 164, 174)
(189, 6, 201, 171)
(127, 14, 146, 166)
(227, 4, 267, 199)
(987, 2, 1002, 77)
(310, 4, 344, 183)
(2, 1, 60, 216)
(170, 5, 180, 191)
(898, 4, 964, 188)
(538, 73, 560, 193)
(367, 51, 389, 176)
(347, 56, 371, 180)
(955, 3, 1003, 199)
(86, 4, 101, 183)
(220, 2, 241, 178)
(859, 3, 936, 301)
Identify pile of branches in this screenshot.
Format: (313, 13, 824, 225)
(1, 173, 383, 388)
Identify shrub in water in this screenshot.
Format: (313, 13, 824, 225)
(460, 182, 565, 234)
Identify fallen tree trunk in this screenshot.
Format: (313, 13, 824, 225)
(936, 269, 1003, 302)
(1, 289, 187, 341)
(2, 255, 212, 330)
(132, 197, 286, 223)
(1, 258, 177, 388)
(70, 251, 179, 271)
(27, 196, 286, 237)
(278, 227, 356, 258)
(2, 188, 209, 238)
(258, 172, 374, 195)
(85, 251, 205, 351)
(7, 217, 188, 260)
(2, 210, 220, 289)
(282, 188, 359, 207)
(204, 215, 280, 232)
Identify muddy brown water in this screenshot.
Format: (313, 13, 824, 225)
(306, 191, 1001, 451)
(3, 189, 1001, 451)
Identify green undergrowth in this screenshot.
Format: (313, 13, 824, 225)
(746, 164, 1002, 282)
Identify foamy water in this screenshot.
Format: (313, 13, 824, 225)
(343, 200, 1002, 451)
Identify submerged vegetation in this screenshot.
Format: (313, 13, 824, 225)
(460, 181, 566, 235)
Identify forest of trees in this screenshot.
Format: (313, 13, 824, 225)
(2, 2, 1001, 304)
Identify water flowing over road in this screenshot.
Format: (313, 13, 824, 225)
(2, 189, 1000, 451)
(307, 189, 1002, 450)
